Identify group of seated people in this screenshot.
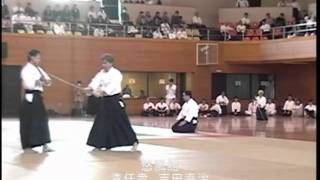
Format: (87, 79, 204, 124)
(142, 98, 181, 117)
(123, 0, 163, 5)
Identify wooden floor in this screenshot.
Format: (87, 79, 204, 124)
(2, 116, 316, 180)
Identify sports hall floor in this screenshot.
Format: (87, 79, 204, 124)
(2, 116, 316, 180)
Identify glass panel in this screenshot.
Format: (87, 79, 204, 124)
(226, 74, 250, 99)
(148, 73, 176, 99)
(122, 72, 147, 99)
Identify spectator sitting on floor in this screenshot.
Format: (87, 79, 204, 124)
(145, 11, 153, 25)
(209, 101, 222, 117)
(292, 99, 303, 117)
(198, 99, 209, 117)
(161, 21, 171, 38)
(260, 13, 274, 27)
(176, 28, 188, 39)
(220, 24, 234, 40)
(93, 28, 104, 37)
(169, 99, 181, 116)
(11, 12, 28, 33)
(97, 8, 109, 23)
(277, 0, 288, 7)
(281, 95, 295, 116)
(142, 98, 155, 116)
(304, 99, 316, 118)
(53, 22, 66, 35)
(260, 20, 271, 35)
(168, 28, 177, 39)
(138, 90, 147, 99)
(231, 97, 241, 116)
(236, 0, 249, 8)
(52, 4, 62, 22)
(240, 12, 251, 27)
(266, 98, 277, 116)
(71, 4, 80, 22)
(153, 27, 163, 39)
(122, 84, 133, 98)
(136, 11, 146, 27)
(155, 98, 169, 117)
(171, 10, 184, 28)
(192, 12, 203, 27)
(245, 98, 257, 116)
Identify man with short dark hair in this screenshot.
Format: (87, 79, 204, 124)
(304, 100, 316, 118)
(84, 53, 139, 151)
(20, 49, 54, 153)
(172, 91, 199, 133)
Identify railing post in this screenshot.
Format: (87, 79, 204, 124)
(105, 24, 108, 37)
(87, 24, 90, 36)
(283, 26, 285, 38)
(272, 28, 275, 40)
(207, 28, 210, 41)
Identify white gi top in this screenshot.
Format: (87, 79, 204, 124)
(12, 6, 25, 14)
(256, 96, 267, 108)
(232, 102, 241, 112)
(88, 67, 122, 96)
(199, 103, 209, 111)
(210, 104, 222, 114)
(155, 102, 169, 110)
(266, 103, 276, 113)
(241, 17, 251, 25)
(283, 100, 295, 111)
(21, 62, 51, 92)
(169, 102, 181, 110)
(236, 0, 249, 7)
(165, 84, 177, 99)
(305, 104, 316, 112)
(192, 16, 202, 24)
(143, 102, 155, 111)
(216, 95, 229, 105)
(260, 23, 271, 32)
(177, 98, 199, 123)
(247, 101, 257, 114)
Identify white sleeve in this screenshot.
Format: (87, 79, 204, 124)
(185, 102, 199, 122)
(102, 71, 122, 95)
(38, 67, 51, 81)
(88, 72, 102, 91)
(225, 97, 229, 105)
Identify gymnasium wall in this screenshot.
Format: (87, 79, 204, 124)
(2, 33, 316, 114)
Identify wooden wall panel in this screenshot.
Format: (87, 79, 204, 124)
(2, 33, 316, 114)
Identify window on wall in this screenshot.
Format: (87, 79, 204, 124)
(212, 73, 275, 100)
(121, 72, 178, 99)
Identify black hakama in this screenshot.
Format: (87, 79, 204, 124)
(220, 105, 227, 115)
(256, 107, 268, 121)
(19, 90, 51, 149)
(86, 95, 101, 115)
(171, 118, 198, 133)
(86, 94, 138, 149)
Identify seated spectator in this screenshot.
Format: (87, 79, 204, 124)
(93, 28, 105, 37)
(266, 98, 277, 116)
(53, 22, 66, 35)
(162, 11, 170, 24)
(216, 91, 229, 115)
(32, 14, 46, 33)
(96, 8, 109, 23)
(292, 99, 303, 117)
(304, 100, 316, 118)
(236, 20, 246, 34)
(43, 5, 55, 22)
(171, 11, 184, 28)
(71, 4, 80, 22)
(138, 90, 146, 98)
(155, 98, 169, 117)
(220, 24, 234, 40)
(199, 99, 209, 117)
(169, 99, 181, 116)
(157, 0, 162, 5)
(209, 101, 222, 117)
(260, 20, 271, 34)
(176, 28, 188, 39)
(260, 13, 274, 27)
(121, 7, 131, 25)
(25, 2, 37, 17)
(236, 0, 249, 8)
(122, 84, 132, 98)
(192, 12, 202, 26)
(153, 27, 163, 39)
(12, 2, 25, 14)
(142, 98, 155, 116)
(240, 12, 251, 27)
(87, 5, 97, 23)
(231, 97, 241, 116)
(2, 3, 10, 19)
(281, 95, 295, 116)
(245, 98, 257, 116)
(52, 4, 62, 22)
(275, 13, 286, 27)
(61, 5, 72, 22)
(136, 11, 146, 27)
(145, 11, 153, 25)
(11, 12, 27, 33)
(168, 28, 177, 39)
(160, 21, 171, 38)
(153, 11, 162, 26)
(277, 0, 288, 7)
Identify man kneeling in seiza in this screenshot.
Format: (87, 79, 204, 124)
(172, 91, 199, 133)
